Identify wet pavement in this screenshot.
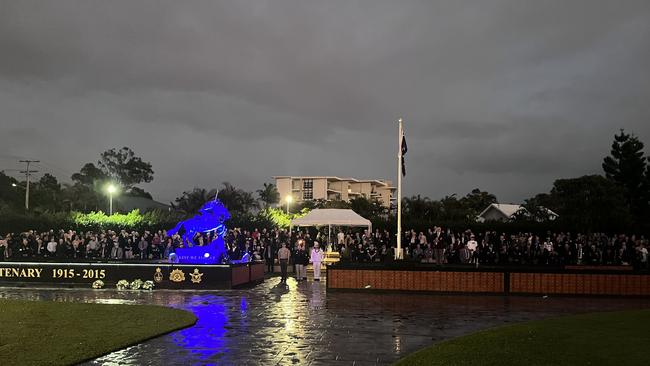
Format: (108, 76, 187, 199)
(1, 278, 650, 366)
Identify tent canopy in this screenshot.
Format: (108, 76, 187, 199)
(290, 209, 371, 229)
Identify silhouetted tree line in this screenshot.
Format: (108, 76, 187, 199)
(2, 130, 650, 234)
(386, 129, 650, 233)
(520, 130, 650, 233)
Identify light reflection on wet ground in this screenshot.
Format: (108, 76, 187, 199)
(1, 279, 649, 365)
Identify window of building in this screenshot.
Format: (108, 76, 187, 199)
(303, 179, 314, 200)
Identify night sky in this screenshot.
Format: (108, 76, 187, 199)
(1, 1, 649, 204)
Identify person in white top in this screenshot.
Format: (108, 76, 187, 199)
(310, 242, 325, 281)
(47, 238, 58, 257)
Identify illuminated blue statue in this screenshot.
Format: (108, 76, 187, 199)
(168, 198, 230, 264)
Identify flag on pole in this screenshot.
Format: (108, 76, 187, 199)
(401, 132, 408, 176)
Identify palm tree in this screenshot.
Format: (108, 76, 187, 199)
(239, 190, 259, 213)
(172, 188, 218, 214)
(217, 182, 258, 214)
(257, 183, 280, 208)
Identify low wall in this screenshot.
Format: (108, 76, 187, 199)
(250, 262, 265, 283)
(0, 261, 266, 290)
(328, 269, 504, 293)
(510, 272, 650, 296)
(327, 264, 650, 297)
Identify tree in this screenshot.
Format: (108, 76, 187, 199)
(217, 182, 253, 214)
(217, 182, 239, 212)
(0, 171, 22, 210)
(460, 188, 497, 218)
(60, 182, 101, 212)
(519, 193, 558, 222)
(71, 163, 106, 186)
(237, 190, 258, 213)
(69, 163, 108, 212)
(602, 130, 648, 217)
(350, 196, 385, 220)
(127, 187, 153, 199)
(321, 200, 351, 209)
(257, 183, 280, 208)
(402, 195, 438, 220)
(186, 182, 258, 214)
(297, 200, 320, 211)
(646, 163, 650, 213)
(38, 173, 60, 192)
(97, 147, 154, 189)
(69, 148, 153, 212)
(293, 199, 349, 211)
(31, 173, 62, 211)
(549, 175, 631, 231)
(173, 188, 219, 214)
(440, 194, 468, 222)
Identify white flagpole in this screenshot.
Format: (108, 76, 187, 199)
(396, 118, 403, 260)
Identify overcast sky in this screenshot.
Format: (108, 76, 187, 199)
(1, 0, 649, 204)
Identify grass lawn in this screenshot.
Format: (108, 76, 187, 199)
(0, 299, 196, 366)
(395, 309, 650, 366)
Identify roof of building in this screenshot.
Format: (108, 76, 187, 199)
(477, 203, 559, 221)
(538, 206, 560, 218)
(478, 203, 524, 219)
(290, 208, 372, 228)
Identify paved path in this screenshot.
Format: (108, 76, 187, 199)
(1, 278, 649, 365)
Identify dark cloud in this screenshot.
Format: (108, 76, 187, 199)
(0, 0, 649, 204)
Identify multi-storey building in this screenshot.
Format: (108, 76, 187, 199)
(273, 176, 395, 208)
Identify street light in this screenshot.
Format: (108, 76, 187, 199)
(106, 184, 117, 215)
(285, 195, 293, 214)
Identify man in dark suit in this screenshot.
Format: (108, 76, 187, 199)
(110, 242, 123, 260)
(264, 240, 276, 273)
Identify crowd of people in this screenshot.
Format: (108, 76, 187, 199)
(0, 226, 648, 270)
(338, 227, 649, 269)
(0, 228, 291, 263)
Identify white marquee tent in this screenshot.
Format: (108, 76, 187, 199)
(290, 209, 372, 246)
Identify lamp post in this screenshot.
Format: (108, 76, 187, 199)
(286, 195, 293, 214)
(106, 184, 117, 215)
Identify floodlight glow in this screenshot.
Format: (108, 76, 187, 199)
(285, 195, 293, 214)
(107, 184, 117, 194)
(11, 183, 17, 187)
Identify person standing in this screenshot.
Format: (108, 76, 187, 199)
(433, 238, 446, 266)
(110, 242, 123, 260)
(138, 236, 148, 259)
(637, 242, 648, 271)
(264, 240, 276, 273)
(124, 238, 134, 259)
(277, 242, 291, 282)
(433, 227, 446, 266)
(46, 236, 58, 258)
(310, 242, 325, 281)
(0, 235, 10, 261)
(467, 235, 478, 266)
(98, 238, 109, 259)
(337, 230, 345, 249)
(294, 240, 308, 281)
